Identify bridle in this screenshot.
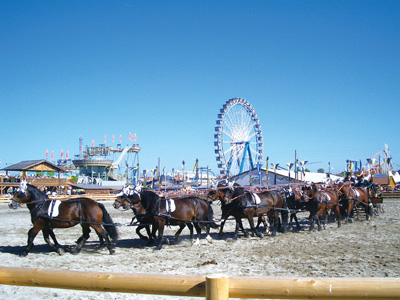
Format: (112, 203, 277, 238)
(113, 185, 141, 210)
(8, 181, 28, 209)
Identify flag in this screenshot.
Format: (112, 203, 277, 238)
(129, 132, 131, 141)
(61, 149, 64, 158)
(46, 150, 48, 160)
(91, 140, 94, 147)
(51, 151, 54, 161)
(112, 135, 115, 143)
(66, 151, 69, 159)
(132, 165, 139, 185)
(134, 133, 136, 141)
(119, 135, 122, 143)
(104, 135, 107, 143)
(193, 159, 198, 172)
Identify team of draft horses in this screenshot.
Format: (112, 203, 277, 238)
(9, 178, 383, 256)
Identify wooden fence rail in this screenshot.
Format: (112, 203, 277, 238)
(0, 267, 399, 300)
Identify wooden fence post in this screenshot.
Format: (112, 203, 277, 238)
(206, 274, 229, 300)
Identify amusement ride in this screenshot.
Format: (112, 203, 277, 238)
(214, 98, 264, 178)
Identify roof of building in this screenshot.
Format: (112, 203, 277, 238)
(1, 160, 66, 173)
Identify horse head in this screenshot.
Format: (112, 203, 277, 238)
(301, 182, 318, 202)
(9, 181, 46, 209)
(337, 181, 354, 199)
(113, 184, 141, 210)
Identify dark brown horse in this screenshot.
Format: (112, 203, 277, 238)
(9, 181, 118, 256)
(283, 186, 307, 231)
(113, 186, 155, 243)
(302, 183, 341, 231)
(208, 182, 261, 239)
(253, 189, 288, 236)
(128, 187, 218, 250)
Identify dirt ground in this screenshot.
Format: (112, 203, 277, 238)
(0, 198, 399, 300)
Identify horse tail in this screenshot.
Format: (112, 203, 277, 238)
(98, 202, 119, 241)
(205, 200, 219, 229)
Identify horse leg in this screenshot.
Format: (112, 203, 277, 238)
(192, 223, 202, 246)
(259, 215, 271, 235)
(204, 223, 213, 244)
(42, 227, 64, 255)
(355, 205, 361, 221)
(309, 210, 321, 231)
(268, 213, 277, 237)
(76, 227, 91, 245)
(293, 213, 301, 231)
(288, 213, 294, 231)
(174, 224, 187, 243)
(218, 219, 227, 239)
(247, 214, 262, 238)
(367, 201, 373, 220)
(92, 224, 115, 255)
(335, 205, 341, 228)
(234, 219, 242, 239)
(280, 210, 288, 234)
(21, 224, 43, 256)
(155, 221, 167, 250)
(70, 225, 91, 254)
(136, 225, 149, 241)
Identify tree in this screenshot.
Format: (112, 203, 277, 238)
(317, 168, 325, 173)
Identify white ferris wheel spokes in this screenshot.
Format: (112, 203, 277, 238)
(214, 98, 263, 178)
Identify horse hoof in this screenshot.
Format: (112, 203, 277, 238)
(256, 232, 263, 238)
(109, 249, 116, 255)
(56, 248, 65, 256)
(19, 251, 28, 257)
(206, 235, 213, 244)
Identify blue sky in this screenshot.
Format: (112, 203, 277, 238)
(1, 0, 399, 176)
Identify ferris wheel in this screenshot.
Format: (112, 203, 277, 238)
(214, 98, 264, 178)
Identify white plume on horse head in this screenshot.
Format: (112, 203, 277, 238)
(19, 179, 27, 194)
(134, 183, 142, 194)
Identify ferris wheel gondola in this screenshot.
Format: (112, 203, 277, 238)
(214, 98, 264, 178)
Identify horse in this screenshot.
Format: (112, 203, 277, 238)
(337, 181, 356, 224)
(129, 186, 218, 250)
(283, 186, 307, 232)
(302, 183, 341, 231)
(253, 189, 288, 236)
(113, 186, 155, 243)
(208, 182, 285, 239)
(9, 181, 118, 256)
(338, 182, 372, 221)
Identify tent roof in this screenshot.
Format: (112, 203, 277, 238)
(2, 160, 66, 173)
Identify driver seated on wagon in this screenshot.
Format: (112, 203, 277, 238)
(355, 175, 379, 197)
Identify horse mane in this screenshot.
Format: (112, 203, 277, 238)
(27, 184, 48, 200)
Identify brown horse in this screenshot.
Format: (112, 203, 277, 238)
(338, 182, 372, 221)
(9, 181, 118, 256)
(302, 183, 341, 231)
(128, 187, 218, 250)
(337, 182, 356, 224)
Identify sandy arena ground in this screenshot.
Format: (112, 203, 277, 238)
(0, 198, 399, 300)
